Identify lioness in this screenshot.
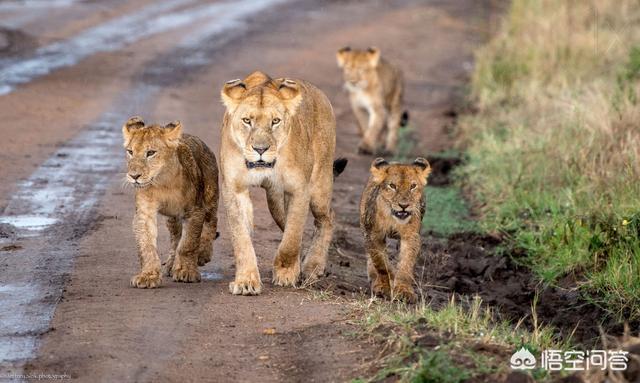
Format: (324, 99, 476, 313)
(122, 117, 219, 288)
(336, 46, 408, 155)
(220, 71, 347, 295)
(360, 157, 431, 303)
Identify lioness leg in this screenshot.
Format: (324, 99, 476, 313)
(163, 217, 182, 277)
(172, 209, 204, 283)
(359, 105, 386, 154)
(273, 189, 310, 287)
(264, 181, 286, 232)
(392, 232, 420, 303)
(196, 213, 217, 267)
(224, 186, 262, 295)
(364, 235, 393, 297)
(131, 207, 162, 288)
(301, 183, 334, 280)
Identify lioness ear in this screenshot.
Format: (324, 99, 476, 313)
(370, 157, 389, 183)
(367, 47, 380, 67)
(122, 116, 144, 144)
(413, 157, 431, 181)
(221, 79, 247, 110)
(277, 78, 302, 114)
(164, 120, 182, 143)
(336, 46, 351, 68)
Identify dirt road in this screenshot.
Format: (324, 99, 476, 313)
(0, 1, 492, 381)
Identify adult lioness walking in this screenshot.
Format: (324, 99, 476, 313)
(220, 71, 346, 295)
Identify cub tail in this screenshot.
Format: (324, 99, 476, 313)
(333, 158, 348, 177)
(400, 110, 409, 127)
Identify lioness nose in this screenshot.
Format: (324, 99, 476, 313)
(129, 173, 141, 181)
(252, 146, 269, 155)
(399, 203, 409, 210)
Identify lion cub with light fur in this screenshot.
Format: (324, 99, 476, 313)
(122, 117, 219, 288)
(337, 47, 408, 155)
(220, 71, 346, 296)
(360, 157, 431, 302)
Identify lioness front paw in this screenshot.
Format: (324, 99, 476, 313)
(273, 263, 300, 287)
(392, 282, 417, 304)
(172, 265, 201, 283)
(131, 270, 162, 289)
(229, 270, 262, 295)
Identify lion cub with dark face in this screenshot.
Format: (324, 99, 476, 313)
(122, 117, 219, 288)
(337, 47, 408, 155)
(360, 157, 431, 302)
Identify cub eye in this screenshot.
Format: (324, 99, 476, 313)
(146, 150, 157, 158)
(410, 183, 417, 190)
(272, 117, 281, 125)
(242, 117, 251, 125)
(388, 183, 397, 190)
(126, 149, 133, 156)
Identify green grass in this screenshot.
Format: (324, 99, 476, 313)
(457, 0, 640, 320)
(422, 186, 476, 237)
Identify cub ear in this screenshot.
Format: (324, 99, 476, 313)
(277, 78, 302, 114)
(336, 46, 351, 68)
(413, 157, 431, 181)
(122, 116, 145, 144)
(164, 120, 182, 143)
(367, 46, 380, 67)
(221, 79, 247, 110)
(370, 157, 389, 182)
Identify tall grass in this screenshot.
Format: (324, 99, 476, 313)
(458, 0, 640, 319)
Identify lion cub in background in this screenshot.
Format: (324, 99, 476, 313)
(360, 157, 431, 303)
(122, 117, 219, 288)
(337, 47, 408, 155)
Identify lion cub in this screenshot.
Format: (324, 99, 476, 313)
(122, 117, 219, 288)
(360, 157, 431, 302)
(336, 47, 408, 155)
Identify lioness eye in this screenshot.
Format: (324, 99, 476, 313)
(126, 149, 133, 155)
(388, 183, 396, 190)
(272, 118, 281, 125)
(146, 150, 157, 158)
(242, 117, 251, 125)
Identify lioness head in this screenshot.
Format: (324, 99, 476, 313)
(221, 71, 302, 170)
(370, 157, 431, 222)
(122, 116, 182, 188)
(336, 46, 381, 87)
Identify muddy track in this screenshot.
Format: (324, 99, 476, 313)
(0, 0, 518, 381)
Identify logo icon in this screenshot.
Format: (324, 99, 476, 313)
(510, 347, 537, 370)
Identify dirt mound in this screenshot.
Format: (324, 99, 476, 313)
(0, 27, 38, 56)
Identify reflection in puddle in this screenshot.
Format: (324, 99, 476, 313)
(0, 215, 58, 230)
(200, 270, 223, 281)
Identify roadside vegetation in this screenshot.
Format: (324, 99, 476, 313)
(457, 0, 640, 320)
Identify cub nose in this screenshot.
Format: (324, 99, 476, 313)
(399, 203, 409, 210)
(129, 173, 141, 181)
(252, 146, 269, 155)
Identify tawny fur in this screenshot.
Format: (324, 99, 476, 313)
(359, 157, 431, 303)
(122, 117, 219, 289)
(337, 47, 406, 155)
(220, 71, 343, 295)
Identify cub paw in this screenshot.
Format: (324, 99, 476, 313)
(131, 271, 162, 289)
(229, 270, 262, 295)
(301, 259, 325, 281)
(197, 252, 211, 267)
(371, 275, 392, 297)
(392, 282, 417, 304)
(172, 265, 201, 283)
(272, 263, 300, 287)
(357, 143, 374, 155)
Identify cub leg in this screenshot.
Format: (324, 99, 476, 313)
(224, 185, 261, 295)
(385, 107, 403, 155)
(197, 211, 217, 267)
(273, 189, 310, 287)
(392, 232, 421, 303)
(301, 182, 334, 280)
(172, 209, 204, 283)
(163, 216, 182, 277)
(349, 95, 369, 137)
(364, 234, 393, 297)
(131, 203, 162, 288)
(359, 105, 386, 155)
